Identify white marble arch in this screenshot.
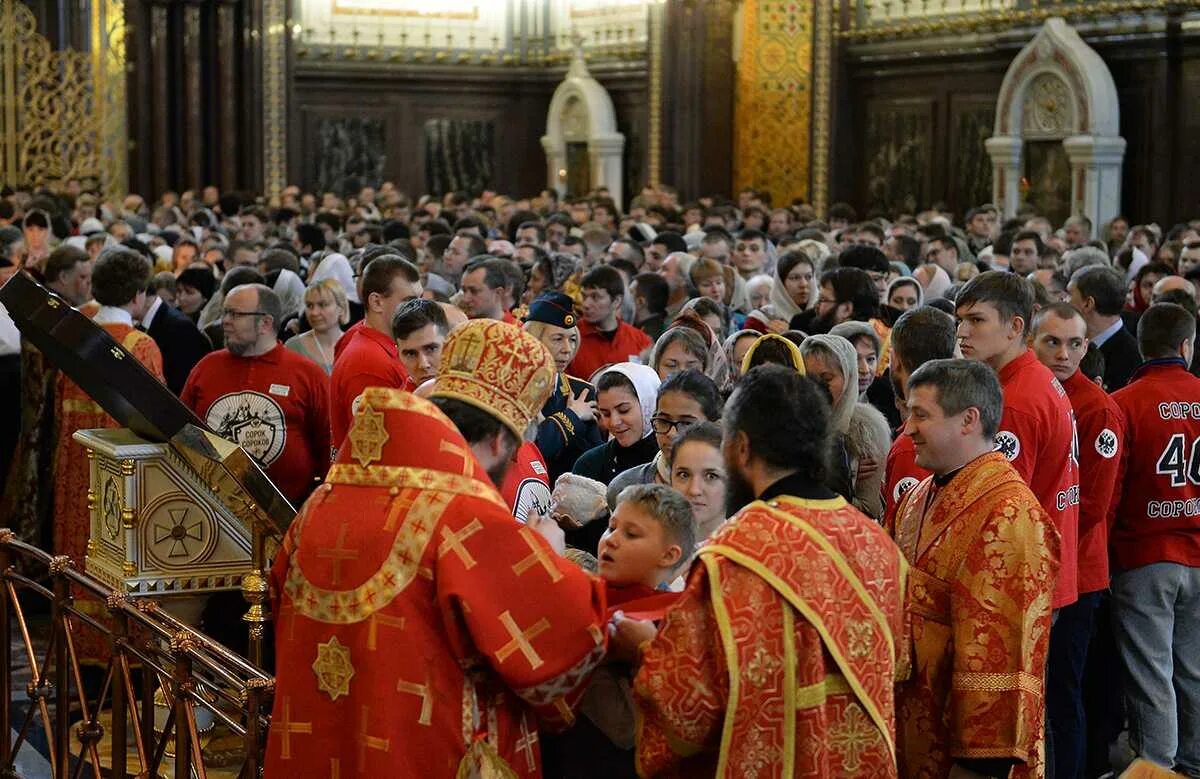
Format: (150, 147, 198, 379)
(540, 47, 625, 206)
(985, 18, 1125, 236)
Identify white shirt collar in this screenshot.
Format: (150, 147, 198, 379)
(140, 295, 162, 329)
(93, 305, 133, 327)
(1092, 317, 1123, 348)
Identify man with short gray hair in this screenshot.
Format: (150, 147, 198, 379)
(1069, 265, 1140, 390)
(893, 358, 1060, 779)
(181, 282, 330, 504)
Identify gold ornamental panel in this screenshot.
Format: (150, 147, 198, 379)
(0, 0, 127, 198)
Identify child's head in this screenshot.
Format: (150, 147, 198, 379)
(599, 484, 696, 588)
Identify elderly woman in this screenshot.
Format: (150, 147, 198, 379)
(284, 279, 349, 374)
(799, 334, 893, 520)
(722, 329, 760, 388)
(830, 320, 901, 429)
(605, 369, 723, 509)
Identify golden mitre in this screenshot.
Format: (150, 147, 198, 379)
(431, 319, 556, 438)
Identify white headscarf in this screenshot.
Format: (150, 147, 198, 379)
(310, 252, 360, 304)
(885, 276, 925, 309)
(595, 362, 661, 440)
(273, 268, 306, 319)
(769, 241, 827, 321)
(799, 334, 859, 435)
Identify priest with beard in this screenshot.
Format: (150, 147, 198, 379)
(623, 365, 907, 776)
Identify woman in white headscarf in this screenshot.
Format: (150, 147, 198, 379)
(763, 239, 828, 331)
(914, 262, 952, 302)
(309, 252, 361, 305)
(272, 267, 306, 321)
(800, 334, 893, 520)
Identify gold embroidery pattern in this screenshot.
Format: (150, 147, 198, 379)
(325, 464, 505, 507)
(347, 402, 389, 467)
(953, 670, 1043, 696)
(828, 702, 881, 773)
(273, 696, 312, 759)
(496, 610, 550, 671)
(396, 671, 434, 726)
(287, 489, 449, 624)
(794, 674, 851, 709)
(312, 636, 355, 701)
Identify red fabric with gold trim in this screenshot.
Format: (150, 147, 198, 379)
(266, 388, 607, 779)
(892, 453, 1059, 778)
(634, 496, 906, 778)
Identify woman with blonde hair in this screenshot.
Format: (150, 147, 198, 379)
(284, 279, 348, 374)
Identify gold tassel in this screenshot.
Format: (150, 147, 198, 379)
(456, 740, 520, 779)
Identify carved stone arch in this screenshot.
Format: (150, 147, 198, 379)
(986, 18, 1125, 236)
(540, 47, 625, 205)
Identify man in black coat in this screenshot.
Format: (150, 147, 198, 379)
(1068, 265, 1140, 391)
(138, 285, 211, 394)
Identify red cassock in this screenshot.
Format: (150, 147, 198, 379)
(634, 494, 907, 778)
(265, 388, 608, 778)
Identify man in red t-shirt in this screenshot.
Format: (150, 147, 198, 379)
(1032, 303, 1125, 779)
(182, 283, 330, 506)
(567, 265, 651, 380)
(1109, 304, 1200, 774)
(881, 306, 956, 528)
(329, 256, 421, 456)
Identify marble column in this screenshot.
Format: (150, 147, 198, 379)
(1063, 135, 1126, 236)
(985, 136, 1023, 221)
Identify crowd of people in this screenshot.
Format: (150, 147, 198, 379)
(0, 179, 1198, 778)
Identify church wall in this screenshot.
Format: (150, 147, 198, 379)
(834, 29, 1200, 225)
(288, 61, 648, 200)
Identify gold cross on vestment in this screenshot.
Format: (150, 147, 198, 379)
(828, 703, 877, 773)
(439, 519, 483, 570)
(348, 403, 389, 467)
(496, 610, 550, 670)
(511, 528, 563, 583)
(396, 671, 434, 726)
(317, 522, 359, 586)
(366, 612, 406, 651)
(274, 697, 312, 760)
(379, 489, 418, 532)
(514, 715, 539, 771)
(357, 705, 391, 770)
(439, 438, 476, 477)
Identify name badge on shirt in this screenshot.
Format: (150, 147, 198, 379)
(269, 383, 291, 398)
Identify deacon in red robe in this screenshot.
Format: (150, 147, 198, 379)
(631, 365, 906, 777)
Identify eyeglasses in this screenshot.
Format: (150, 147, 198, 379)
(221, 309, 266, 319)
(650, 416, 698, 435)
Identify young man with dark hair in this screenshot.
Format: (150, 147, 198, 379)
(881, 305, 958, 525)
(329, 256, 422, 454)
(839, 244, 891, 303)
(628, 365, 905, 776)
(1031, 303, 1125, 778)
(893, 358, 1059, 779)
(630, 272, 669, 341)
(567, 265, 651, 379)
(645, 231, 686, 274)
(1010, 230, 1046, 275)
(803, 266, 880, 335)
(956, 271, 1080, 610)
(391, 298, 449, 387)
(1069, 265, 1140, 391)
(1107, 303, 1200, 776)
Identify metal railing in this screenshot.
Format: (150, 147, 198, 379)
(839, 0, 1200, 41)
(0, 529, 273, 779)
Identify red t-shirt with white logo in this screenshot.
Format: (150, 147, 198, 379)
(181, 344, 331, 505)
(1061, 369, 1124, 593)
(501, 442, 552, 523)
(883, 431, 930, 529)
(996, 350, 1079, 608)
(1110, 360, 1200, 571)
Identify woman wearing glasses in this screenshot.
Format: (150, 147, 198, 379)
(604, 369, 723, 511)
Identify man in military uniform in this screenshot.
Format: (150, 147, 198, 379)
(524, 292, 604, 484)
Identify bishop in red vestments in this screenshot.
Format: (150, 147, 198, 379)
(266, 320, 608, 778)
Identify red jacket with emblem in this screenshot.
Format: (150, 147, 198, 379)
(567, 320, 652, 381)
(1110, 359, 1200, 571)
(1061, 369, 1124, 593)
(883, 431, 930, 529)
(996, 350, 1080, 607)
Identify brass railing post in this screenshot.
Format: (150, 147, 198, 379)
(49, 558, 71, 779)
(170, 633, 193, 779)
(0, 537, 12, 772)
(108, 595, 128, 779)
